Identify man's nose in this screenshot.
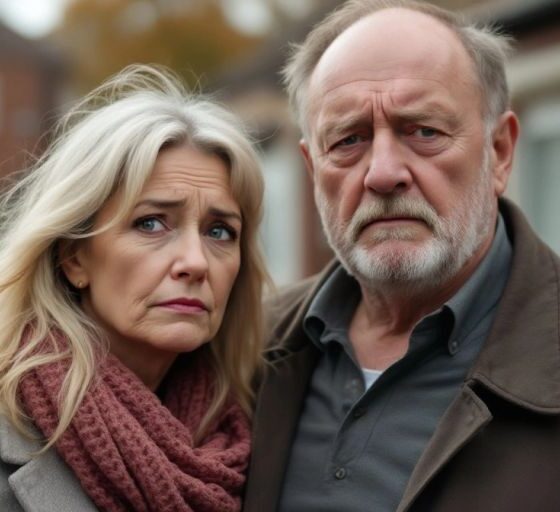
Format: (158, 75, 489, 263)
(170, 231, 209, 282)
(363, 131, 412, 195)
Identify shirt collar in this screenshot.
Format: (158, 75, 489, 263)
(442, 213, 512, 354)
(303, 265, 359, 350)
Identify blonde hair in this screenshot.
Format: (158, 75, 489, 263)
(0, 64, 269, 446)
(282, 0, 514, 135)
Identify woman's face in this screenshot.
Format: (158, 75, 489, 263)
(63, 145, 242, 383)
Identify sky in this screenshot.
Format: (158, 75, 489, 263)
(0, 0, 314, 39)
(0, 0, 69, 38)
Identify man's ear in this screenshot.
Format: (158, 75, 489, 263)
(299, 139, 315, 181)
(491, 110, 520, 197)
(59, 240, 89, 289)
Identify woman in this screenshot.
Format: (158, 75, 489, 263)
(0, 64, 268, 511)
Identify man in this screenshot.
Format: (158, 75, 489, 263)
(244, 1, 560, 511)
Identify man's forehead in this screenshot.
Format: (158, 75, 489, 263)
(310, 78, 461, 125)
(308, 8, 474, 99)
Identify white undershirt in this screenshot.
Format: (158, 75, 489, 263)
(362, 367, 383, 390)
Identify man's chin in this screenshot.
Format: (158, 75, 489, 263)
(341, 242, 452, 287)
(353, 236, 429, 254)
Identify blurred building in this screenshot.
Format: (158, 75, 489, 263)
(484, 0, 560, 255)
(213, 0, 560, 285)
(0, 21, 64, 181)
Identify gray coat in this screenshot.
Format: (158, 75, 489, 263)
(0, 414, 97, 511)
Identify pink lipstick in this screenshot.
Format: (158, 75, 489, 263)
(155, 298, 208, 314)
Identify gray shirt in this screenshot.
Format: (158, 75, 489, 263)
(278, 217, 512, 512)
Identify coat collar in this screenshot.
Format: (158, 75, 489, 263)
(400, 198, 560, 510)
(0, 413, 42, 465)
(468, 198, 560, 412)
(0, 415, 97, 511)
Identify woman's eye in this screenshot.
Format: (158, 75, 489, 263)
(134, 216, 165, 233)
(207, 224, 236, 241)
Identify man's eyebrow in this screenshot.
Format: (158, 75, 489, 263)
(317, 105, 460, 141)
(319, 114, 371, 140)
(395, 106, 460, 127)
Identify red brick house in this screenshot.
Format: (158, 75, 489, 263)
(0, 21, 64, 180)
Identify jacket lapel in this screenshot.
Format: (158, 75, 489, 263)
(468, 200, 560, 412)
(8, 450, 97, 512)
(243, 265, 338, 512)
(399, 199, 560, 510)
(1, 415, 96, 512)
(244, 345, 319, 511)
(397, 387, 492, 512)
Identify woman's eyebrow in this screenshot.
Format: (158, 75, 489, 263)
(135, 198, 187, 209)
(208, 207, 242, 223)
(135, 199, 242, 222)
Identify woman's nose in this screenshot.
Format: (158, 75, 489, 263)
(170, 232, 209, 282)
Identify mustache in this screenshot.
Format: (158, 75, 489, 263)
(349, 196, 439, 241)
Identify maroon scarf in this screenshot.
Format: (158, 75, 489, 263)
(19, 342, 251, 512)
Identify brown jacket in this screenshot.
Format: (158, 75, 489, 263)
(243, 199, 560, 512)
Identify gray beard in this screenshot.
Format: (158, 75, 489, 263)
(315, 156, 494, 293)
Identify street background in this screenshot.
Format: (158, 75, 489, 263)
(1, 0, 560, 285)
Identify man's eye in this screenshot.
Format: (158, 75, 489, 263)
(336, 134, 363, 147)
(207, 224, 237, 241)
(413, 127, 439, 138)
(134, 216, 165, 232)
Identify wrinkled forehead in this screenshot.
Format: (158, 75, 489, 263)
(306, 8, 480, 126)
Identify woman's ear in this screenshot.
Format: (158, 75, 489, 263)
(59, 240, 89, 289)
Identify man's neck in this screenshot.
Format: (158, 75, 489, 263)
(349, 231, 495, 370)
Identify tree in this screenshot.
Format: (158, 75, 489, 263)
(51, 0, 262, 93)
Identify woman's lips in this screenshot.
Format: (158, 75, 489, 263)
(155, 298, 208, 314)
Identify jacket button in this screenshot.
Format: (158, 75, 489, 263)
(334, 467, 347, 480)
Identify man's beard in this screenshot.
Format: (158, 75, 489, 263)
(315, 152, 494, 292)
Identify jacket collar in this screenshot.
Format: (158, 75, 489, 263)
(468, 198, 560, 412)
(0, 414, 97, 511)
(0, 413, 41, 465)
(267, 259, 341, 356)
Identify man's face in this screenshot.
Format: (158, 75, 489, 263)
(303, 8, 513, 290)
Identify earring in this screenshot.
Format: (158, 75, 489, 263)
(76, 280, 84, 289)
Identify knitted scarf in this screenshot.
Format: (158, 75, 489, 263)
(18, 342, 251, 512)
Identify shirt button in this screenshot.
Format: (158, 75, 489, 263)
(352, 407, 366, 418)
(334, 467, 347, 480)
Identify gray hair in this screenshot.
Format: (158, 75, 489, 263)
(282, 0, 514, 135)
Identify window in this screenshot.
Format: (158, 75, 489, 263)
(515, 99, 560, 253)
